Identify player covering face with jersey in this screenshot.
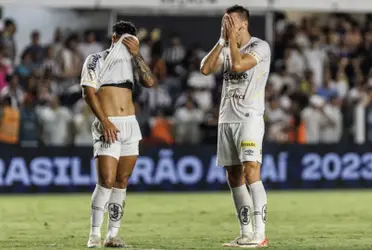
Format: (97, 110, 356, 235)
(81, 21, 156, 248)
(201, 5, 271, 248)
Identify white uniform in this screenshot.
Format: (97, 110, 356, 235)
(80, 50, 142, 160)
(217, 37, 271, 166)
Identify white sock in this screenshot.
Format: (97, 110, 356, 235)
(231, 185, 254, 235)
(106, 187, 127, 238)
(90, 184, 112, 237)
(249, 181, 267, 234)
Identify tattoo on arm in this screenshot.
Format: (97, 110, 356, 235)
(133, 54, 156, 87)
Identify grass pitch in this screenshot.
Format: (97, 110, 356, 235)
(0, 191, 371, 250)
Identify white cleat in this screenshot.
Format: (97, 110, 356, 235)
(223, 233, 254, 248)
(103, 236, 125, 248)
(87, 234, 102, 248)
(223, 232, 268, 248)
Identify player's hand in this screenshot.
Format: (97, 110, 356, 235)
(102, 118, 119, 144)
(221, 14, 229, 40)
(226, 15, 237, 41)
(123, 36, 140, 56)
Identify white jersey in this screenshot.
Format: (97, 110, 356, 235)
(219, 37, 271, 123)
(80, 50, 135, 91)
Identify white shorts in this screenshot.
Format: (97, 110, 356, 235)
(92, 116, 142, 160)
(217, 116, 264, 166)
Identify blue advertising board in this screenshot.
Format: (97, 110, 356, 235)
(0, 144, 372, 193)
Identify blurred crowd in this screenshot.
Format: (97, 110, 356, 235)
(1, 13, 372, 147)
(271, 13, 372, 144)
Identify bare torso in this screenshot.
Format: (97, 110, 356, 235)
(96, 87, 135, 117)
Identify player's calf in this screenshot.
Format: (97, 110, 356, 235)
(243, 162, 267, 238)
(226, 166, 254, 239)
(106, 156, 137, 240)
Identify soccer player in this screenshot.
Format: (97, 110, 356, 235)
(81, 21, 156, 248)
(200, 5, 270, 248)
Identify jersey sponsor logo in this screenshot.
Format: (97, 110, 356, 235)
(88, 54, 101, 71)
(241, 141, 256, 148)
(225, 90, 246, 100)
(223, 70, 249, 82)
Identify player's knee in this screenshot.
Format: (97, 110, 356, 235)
(99, 178, 115, 189)
(226, 166, 245, 187)
(115, 172, 132, 189)
(243, 161, 260, 182)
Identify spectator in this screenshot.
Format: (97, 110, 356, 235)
(151, 47, 167, 82)
(0, 74, 24, 109)
(50, 28, 64, 59)
(149, 110, 174, 145)
(285, 44, 307, 78)
(301, 95, 323, 144)
(163, 33, 186, 77)
(201, 105, 219, 144)
(175, 88, 199, 109)
(316, 70, 338, 101)
(186, 62, 216, 111)
(304, 36, 327, 87)
(72, 99, 95, 146)
(22, 30, 44, 65)
(174, 98, 204, 144)
(266, 96, 293, 143)
(0, 50, 10, 91)
(15, 52, 35, 87)
(78, 31, 103, 59)
(268, 64, 296, 93)
(58, 34, 82, 106)
(139, 83, 172, 116)
(0, 97, 20, 144)
(19, 94, 39, 147)
(298, 70, 315, 96)
(319, 95, 343, 143)
(41, 46, 62, 78)
(36, 96, 73, 146)
(331, 57, 349, 98)
(36, 80, 55, 105)
(0, 19, 17, 65)
(140, 35, 152, 65)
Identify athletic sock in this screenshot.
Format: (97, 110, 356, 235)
(106, 187, 127, 238)
(249, 181, 267, 234)
(90, 184, 112, 237)
(231, 184, 254, 235)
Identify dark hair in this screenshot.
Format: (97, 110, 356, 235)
(226, 5, 250, 21)
(112, 21, 137, 36)
(64, 34, 78, 48)
(4, 19, 15, 27)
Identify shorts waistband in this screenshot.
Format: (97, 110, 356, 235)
(100, 115, 137, 122)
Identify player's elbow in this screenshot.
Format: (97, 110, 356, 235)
(231, 64, 244, 73)
(200, 65, 211, 76)
(144, 78, 156, 88)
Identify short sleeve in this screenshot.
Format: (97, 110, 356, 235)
(80, 55, 99, 89)
(247, 40, 271, 64)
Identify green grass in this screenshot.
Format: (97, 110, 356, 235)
(0, 191, 372, 250)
